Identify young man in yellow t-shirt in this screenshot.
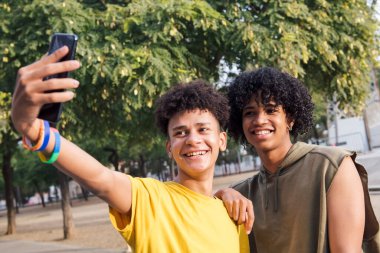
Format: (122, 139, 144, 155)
(11, 46, 251, 253)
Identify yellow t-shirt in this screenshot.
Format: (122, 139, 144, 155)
(109, 176, 249, 253)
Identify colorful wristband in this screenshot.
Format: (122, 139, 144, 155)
(38, 120, 50, 151)
(22, 119, 44, 151)
(38, 128, 61, 164)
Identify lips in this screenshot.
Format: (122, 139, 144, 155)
(183, 150, 208, 157)
(255, 130, 272, 135)
(249, 127, 274, 135)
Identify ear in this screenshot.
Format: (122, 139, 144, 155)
(286, 119, 294, 132)
(286, 117, 294, 128)
(219, 131, 227, 152)
(165, 139, 171, 156)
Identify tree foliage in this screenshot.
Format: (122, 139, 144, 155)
(13, 149, 59, 201)
(212, 1, 379, 112)
(0, 0, 378, 192)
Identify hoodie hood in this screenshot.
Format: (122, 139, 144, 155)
(277, 142, 315, 172)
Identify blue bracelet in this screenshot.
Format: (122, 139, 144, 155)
(37, 120, 50, 151)
(38, 129, 61, 164)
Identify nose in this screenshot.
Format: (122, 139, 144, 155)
(185, 131, 201, 145)
(253, 111, 268, 125)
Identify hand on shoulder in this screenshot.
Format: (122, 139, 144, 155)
(215, 188, 254, 234)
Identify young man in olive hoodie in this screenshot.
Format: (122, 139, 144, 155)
(217, 67, 379, 253)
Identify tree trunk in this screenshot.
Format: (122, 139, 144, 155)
(104, 147, 119, 171)
(2, 149, 16, 234)
(139, 154, 147, 177)
(33, 181, 46, 207)
(58, 171, 75, 239)
(13, 186, 21, 213)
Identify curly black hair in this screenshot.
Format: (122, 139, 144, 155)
(155, 80, 230, 136)
(228, 67, 314, 144)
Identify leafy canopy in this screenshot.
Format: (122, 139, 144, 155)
(0, 0, 378, 173)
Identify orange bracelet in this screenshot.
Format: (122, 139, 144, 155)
(22, 119, 44, 151)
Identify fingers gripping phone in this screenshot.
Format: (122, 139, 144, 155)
(37, 33, 78, 126)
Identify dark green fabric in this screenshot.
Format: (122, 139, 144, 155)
(233, 142, 380, 253)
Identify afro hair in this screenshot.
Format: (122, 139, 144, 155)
(155, 80, 230, 136)
(228, 67, 314, 144)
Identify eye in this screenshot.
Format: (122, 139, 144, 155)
(199, 127, 210, 133)
(265, 106, 278, 114)
(243, 110, 257, 117)
(174, 130, 187, 137)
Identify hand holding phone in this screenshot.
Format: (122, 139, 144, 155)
(38, 33, 78, 126)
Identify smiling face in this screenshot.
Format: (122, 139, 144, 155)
(242, 97, 293, 154)
(166, 109, 226, 180)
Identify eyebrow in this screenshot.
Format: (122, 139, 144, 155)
(171, 122, 211, 131)
(243, 105, 256, 111)
(243, 102, 277, 110)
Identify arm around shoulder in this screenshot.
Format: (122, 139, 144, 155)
(327, 156, 365, 253)
(214, 188, 254, 234)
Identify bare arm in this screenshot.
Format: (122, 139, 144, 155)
(11, 47, 132, 214)
(327, 156, 365, 253)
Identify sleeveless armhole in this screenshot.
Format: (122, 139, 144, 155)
(326, 149, 380, 252)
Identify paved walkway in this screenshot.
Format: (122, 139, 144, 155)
(0, 239, 127, 253)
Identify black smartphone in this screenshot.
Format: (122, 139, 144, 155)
(38, 33, 78, 126)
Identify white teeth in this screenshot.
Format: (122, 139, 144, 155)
(186, 151, 207, 157)
(255, 130, 271, 135)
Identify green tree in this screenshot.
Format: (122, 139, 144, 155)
(0, 90, 18, 234)
(212, 0, 379, 112)
(13, 149, 60, 208)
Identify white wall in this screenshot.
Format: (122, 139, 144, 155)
(328, 117, 369, 153)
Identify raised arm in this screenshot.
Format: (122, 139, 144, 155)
(327, 156, 365, 253)
(11, 46, 132, 214)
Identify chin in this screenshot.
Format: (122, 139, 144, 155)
(252, 143, 275, 153)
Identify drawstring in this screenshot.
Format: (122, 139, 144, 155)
(262, 167, 282, 212)
(263, 175, 269, 209)
(274, 168, 282, 212)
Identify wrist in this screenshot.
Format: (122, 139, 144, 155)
(22, 119, 41, 142)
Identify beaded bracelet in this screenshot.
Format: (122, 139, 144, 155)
(37, 128, 61, 164)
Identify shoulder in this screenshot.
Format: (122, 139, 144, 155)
(307, 144, 354, 169)
(231, 174, 258, 197)
(129, 176, 163, 187)
(129, 176, 170, 196)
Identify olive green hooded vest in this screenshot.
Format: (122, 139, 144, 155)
(233, 142, 379, 253)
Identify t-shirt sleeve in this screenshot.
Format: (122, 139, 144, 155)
(109, 176, 161, 244)
(238, 224, 250, 253)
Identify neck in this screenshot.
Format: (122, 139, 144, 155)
(174, 171, 214, 196)
(257, 140, 293, 174)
